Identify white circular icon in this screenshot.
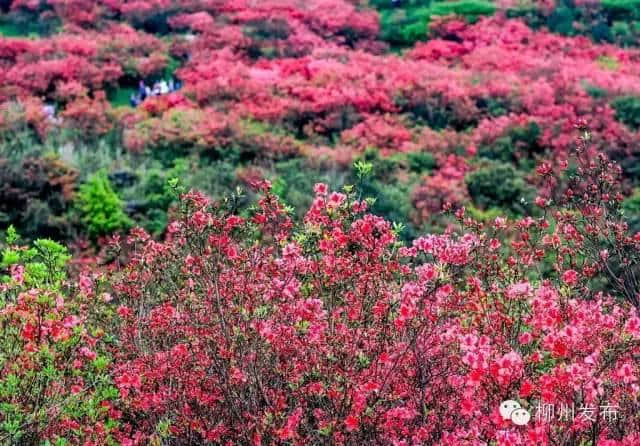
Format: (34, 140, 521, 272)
(510, 408, 531, 426)
(499, 400, 521, 420)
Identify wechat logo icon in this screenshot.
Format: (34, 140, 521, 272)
(500, 400, 531, 426)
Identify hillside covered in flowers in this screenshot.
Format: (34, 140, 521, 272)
(1, 0, 640, 241)
(1, 1, 640, 445)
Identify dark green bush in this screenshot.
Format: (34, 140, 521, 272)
(612, 95, 640, 129)
(465, 161, 534, 215)
(505, 0, 640, 46)
(271, 158, 344, 215)
(623, 188, 640, 233)
(379, 7, 431, 46)
(116, 158, 239, 236)
(611, 21, 634, 45)
(352, 150, 418, 239)
(546, 4, 575, 35)
(601, 0, 640, 20)
(475, 96, 510, 117)
(583, 82, 608, 99)
(271, 151, 420, 240)
(477, 136, 516, 163)
(477, 122, 541, 169)
(0, 156, 77, 241)
(407, 150, 437, 173)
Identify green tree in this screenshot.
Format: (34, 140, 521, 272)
(76, 171, 131, 239)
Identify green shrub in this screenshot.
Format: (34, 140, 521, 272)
(378, 1, 495, 46)
(476, 96, 510, 117)
(1, 229, 70, 289)
(0, 230, 119, 444)
(352, 150, 418, 239)
(546, 4, 575, 35)
(477, 136, 516, 163)
(612, 20, 632, 39)
(0, 155, 77, 242)
(271, 152, 420, 240)
(106, 86, 137, 108)
(477, 122, 541, 169)
(379, 7, 432, 46)
(428, 0, 496, 19)
(465, 161, 534, 215)
(591, 20, 614, 43)
(164, 55, 182, 79)
(76, 171, 131, 239)
(465, 204, 505, 223)
(271, 158, 344, 216)
(623, 188, 640, 233)
(612, 95, 640, 129)
(407, 150, 437, 173)
(601, 0, 640, 20)
(583, 82, 608, 99)
(119, 159, 191, 235)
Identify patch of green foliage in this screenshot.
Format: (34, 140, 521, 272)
(76, 171, 131, 239)
(507, 0, 640, 45)
(0, 20, 45, 38)
(378, 1, 496, 46)
(465, 161, 534, 215)
(106, 86, 137, 108)
(583, 82, 608, 99)
(1, 226, 70, 289)
(476, 96, 510, 117)
(464, 204, 504, 223)
(407, 150, 437, 174)
(351, 149, 420, 240)
(0, 228, 121, 444)
(0, 13, 59, 37)
(612, 95, 640, 129)
(271, 149, 430, 240)
(164, 55, 181, 79)
(545, 1, 577, 36)
(601, 0, 640, 20)
(271, 158, 345, 215)
(623, 187, 640, 233)
(477, 122, 541, 170)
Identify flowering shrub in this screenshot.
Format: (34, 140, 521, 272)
(109, 130, 640, 445)
(0, 228, 119, 444)
(1, 0, 640, 442)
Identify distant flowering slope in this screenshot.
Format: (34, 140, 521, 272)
(2, 1, 640, 236)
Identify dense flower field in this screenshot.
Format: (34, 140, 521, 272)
(2, 0, 640, 240)
(1, 0, 640, 445)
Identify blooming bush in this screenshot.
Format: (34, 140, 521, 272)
(1, 0, 640, 442)
(109, 130, 640, 445)
(0, 228, 120, 444)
